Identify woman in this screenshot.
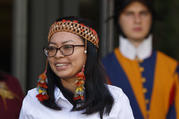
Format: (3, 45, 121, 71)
(19, 16, 134, 119)
(103, 0, 179, 119)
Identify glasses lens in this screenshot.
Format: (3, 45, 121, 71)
(45, 46, 57, 57)
(60, 45, 73, 56)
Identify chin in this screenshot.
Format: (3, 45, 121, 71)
(56, 73, 68, 78)
(131, 35, 146, 41)
(56, 71, 74, 79)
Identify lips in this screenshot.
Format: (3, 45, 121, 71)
(56, 64, 67, 67)
(133, 27, 142, 31)
(55, 62, 70, 71)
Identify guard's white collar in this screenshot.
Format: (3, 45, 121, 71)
(119, 35, 152, 60)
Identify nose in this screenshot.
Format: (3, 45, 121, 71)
(134, 14, 141, 24)
(55, 50, 64, 58)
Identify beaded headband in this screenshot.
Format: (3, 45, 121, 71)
(48, 20, 99, 48)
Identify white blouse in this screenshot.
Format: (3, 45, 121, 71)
(19, 85, 134, 119)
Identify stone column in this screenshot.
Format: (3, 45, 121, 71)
(12, 0, 28, 91)
(100, 0, 114, 57)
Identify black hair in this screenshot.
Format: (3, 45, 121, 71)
(41, 16, 114, 119)
(114, 0, 155, 37)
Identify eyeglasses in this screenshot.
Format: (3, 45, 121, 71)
(44, 44, 85, 57)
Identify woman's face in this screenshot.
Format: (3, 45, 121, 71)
(118, 1, 152, 42)
(48, 32, 86, 79)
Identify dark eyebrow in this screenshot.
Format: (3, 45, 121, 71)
(61, 40, 75, 44)
(48, 42, 56, 45)
(139, 10, 150, 14)
(48, 40, 75, 45)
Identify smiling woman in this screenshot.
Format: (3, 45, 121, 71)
(46, 32, 86, 80)
(19, 16, 134, 119)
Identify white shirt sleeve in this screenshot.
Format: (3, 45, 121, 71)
(107, 85, 134, 119)
(19, 89, 38, 119)
(117, 91, 134, 119)
(19, 106, 31, 119)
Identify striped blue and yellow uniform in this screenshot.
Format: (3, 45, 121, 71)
(103, 48, 179, 119)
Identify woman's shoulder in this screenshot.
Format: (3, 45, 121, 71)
(107, 84, 124, 97)
(106, 85, 134, 118)
(26, 88, 38, 98)
(106, 84, 131, 106)
(20, 88, 42, 115)
(22, 88, 39, 107)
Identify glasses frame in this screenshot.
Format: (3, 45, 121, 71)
(43, 44, 85, 57)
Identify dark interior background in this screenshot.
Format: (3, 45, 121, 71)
(0, 0, 179, 74)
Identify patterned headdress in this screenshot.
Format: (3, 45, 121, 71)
(48, 19, 99, 48)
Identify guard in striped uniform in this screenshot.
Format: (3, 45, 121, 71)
(103, 0, 179, 118)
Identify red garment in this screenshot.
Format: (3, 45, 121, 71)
(0, 71, 24, 119)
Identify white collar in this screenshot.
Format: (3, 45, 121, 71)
(119, 35, 152, 60)
(54, 86, 67, 101)
(54, 86, 74, 109)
